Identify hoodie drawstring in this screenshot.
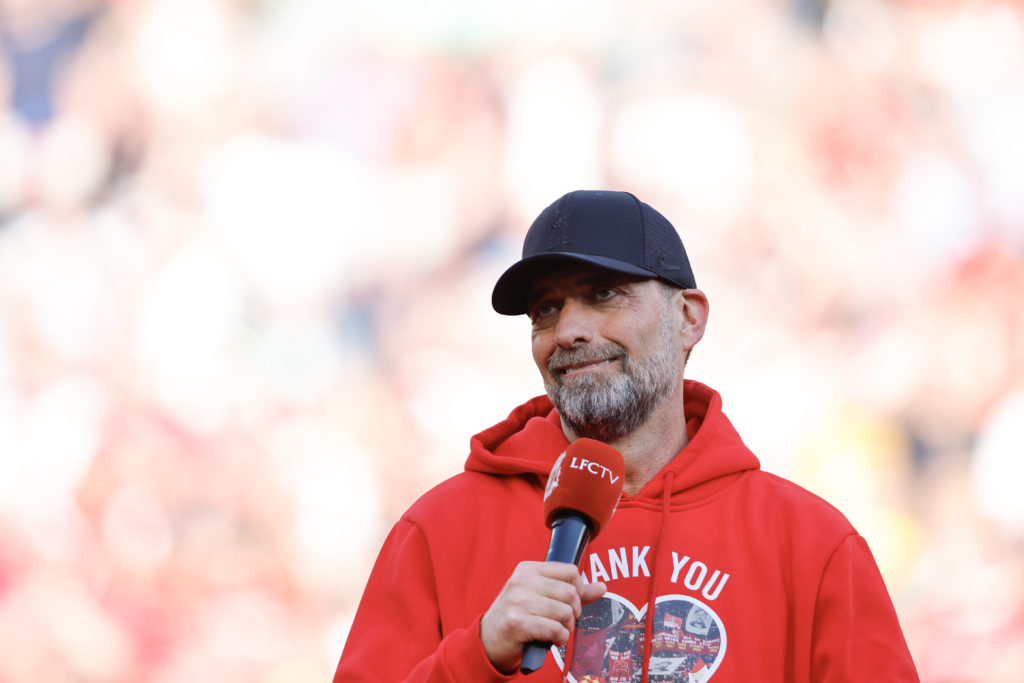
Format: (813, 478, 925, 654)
(562, 627, 577, 683)
(640, 470, 674, 683)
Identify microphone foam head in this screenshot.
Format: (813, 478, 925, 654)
(542, 438, 625, 538)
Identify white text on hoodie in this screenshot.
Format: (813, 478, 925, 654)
(580, 546, 731, 601)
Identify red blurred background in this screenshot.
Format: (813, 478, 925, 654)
(1, 1, 1022, 681)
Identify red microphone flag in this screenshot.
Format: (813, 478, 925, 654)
(542, 438, 625, 537)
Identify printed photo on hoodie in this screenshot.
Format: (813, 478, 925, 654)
(555, 592, 727, 683)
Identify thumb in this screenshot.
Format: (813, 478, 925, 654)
(580, 581, 607, 606)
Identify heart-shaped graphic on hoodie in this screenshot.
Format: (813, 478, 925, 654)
(554, 593, 727, 682)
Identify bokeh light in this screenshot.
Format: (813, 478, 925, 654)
(1, 1, 1023, 681)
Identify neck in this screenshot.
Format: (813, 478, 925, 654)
(561, 384, 689, 496)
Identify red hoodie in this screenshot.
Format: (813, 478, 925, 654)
(334, 381, 919, 682)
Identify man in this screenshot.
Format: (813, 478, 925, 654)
(333, 190, 919, 682)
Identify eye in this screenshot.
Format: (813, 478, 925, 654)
(530, 302, 558, 322)
(594, 288, 617, 301)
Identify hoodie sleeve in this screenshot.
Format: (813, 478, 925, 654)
(333, 518, 516, 683)
(810, 533, 920, 682)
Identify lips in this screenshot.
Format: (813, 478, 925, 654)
(548, 343, 627, 379)
(558, 358, 616, 376)
(550, 355, 621, 378)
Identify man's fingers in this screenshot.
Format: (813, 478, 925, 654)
(581, 580, 607, 605)
(480, 561, 594, 672)
(508, 561, 588, 608)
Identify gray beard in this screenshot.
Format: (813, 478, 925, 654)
(544, 323, 679, 442)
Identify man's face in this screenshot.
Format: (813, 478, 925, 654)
(527, 264, 684, 442)
(684, 606, 712, 636)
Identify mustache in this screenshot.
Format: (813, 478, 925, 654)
(548, 343, 627, 373)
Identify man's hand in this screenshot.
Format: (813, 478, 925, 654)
(480, 561, 607, 673)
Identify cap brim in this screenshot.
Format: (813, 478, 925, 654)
(491, 253, 659, 316)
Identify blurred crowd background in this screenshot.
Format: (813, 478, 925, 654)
(1, 0, 1022, 681)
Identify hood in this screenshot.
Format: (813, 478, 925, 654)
(466, 380, 760, 502)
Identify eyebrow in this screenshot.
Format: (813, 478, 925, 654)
(528, 273, 641, 304)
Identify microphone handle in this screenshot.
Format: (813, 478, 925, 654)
(520, 513, 592, 675)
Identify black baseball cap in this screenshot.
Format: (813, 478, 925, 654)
(491, 190, 697, 315)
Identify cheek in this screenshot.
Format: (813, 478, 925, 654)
(614, 315, 666, 358)
(531, 333, 553, 376)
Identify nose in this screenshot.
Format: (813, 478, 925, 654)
(553, 298, 595, 348)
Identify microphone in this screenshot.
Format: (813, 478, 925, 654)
(520, 438, 625, 675)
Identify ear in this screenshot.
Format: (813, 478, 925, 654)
(676, 289, 709, 350)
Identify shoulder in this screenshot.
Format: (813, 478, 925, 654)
(402, 470, 542, 530)
(742, 469, 859, 538)
(393, 470, 552, 575)
(721, 470, 873, 581)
